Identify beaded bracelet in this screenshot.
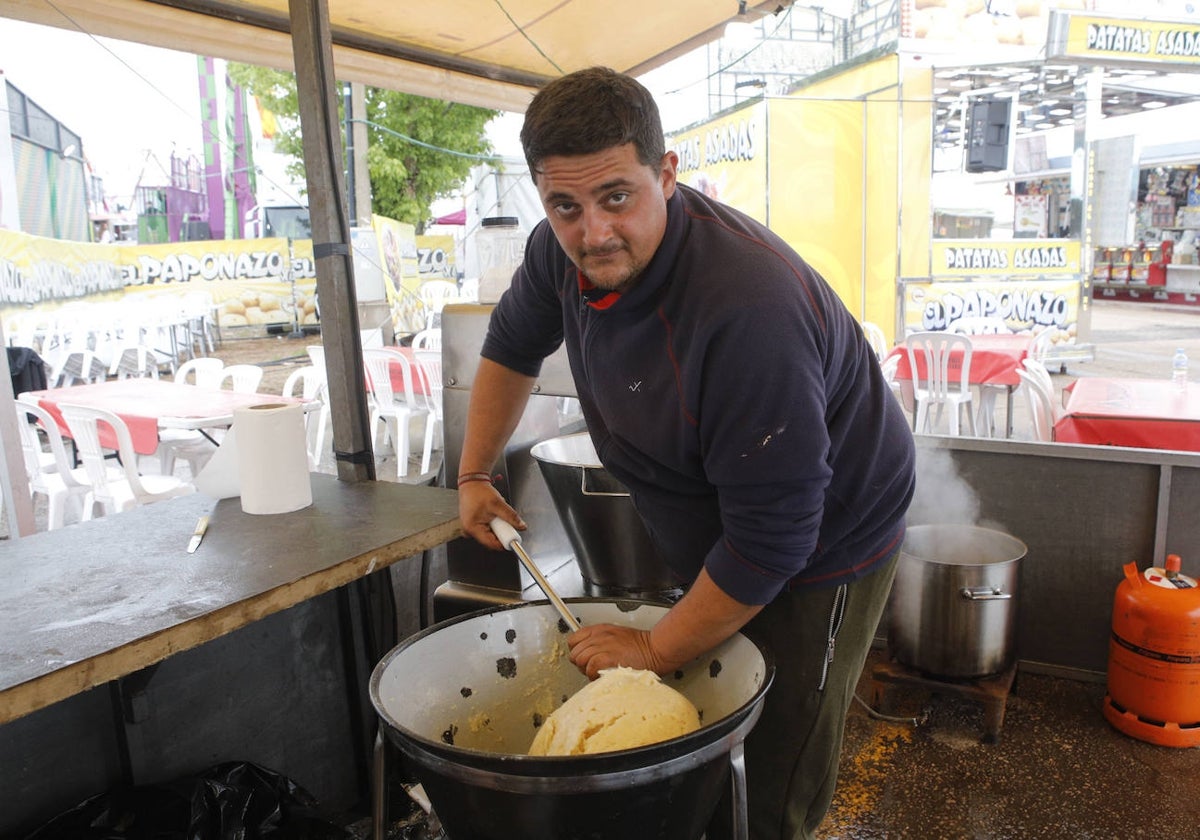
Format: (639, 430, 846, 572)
(457, 472, 495, 487)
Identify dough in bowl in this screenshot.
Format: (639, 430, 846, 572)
(528, 666, 701, 756)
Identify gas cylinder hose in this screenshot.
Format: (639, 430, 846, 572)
(852, 692, 924, 726)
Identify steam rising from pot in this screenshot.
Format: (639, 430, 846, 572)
(908, 447, 981, 528)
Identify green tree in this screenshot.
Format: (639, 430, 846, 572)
(227, 64, 498, 231)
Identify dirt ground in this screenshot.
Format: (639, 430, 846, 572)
(207, 329, 319, 396)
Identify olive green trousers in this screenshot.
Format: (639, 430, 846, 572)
(706, 550, 899, 840)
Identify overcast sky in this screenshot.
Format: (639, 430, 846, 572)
(0, 19, 222, 204)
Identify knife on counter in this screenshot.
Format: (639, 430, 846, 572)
(187, 516, 209, 554)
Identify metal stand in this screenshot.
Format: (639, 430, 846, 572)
(870, 657, 1018, 744)
(371, 726, 387, 840)
(729, 741, 749, 840)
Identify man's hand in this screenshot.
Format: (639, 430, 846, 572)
(458, 480, 525, 551)
(455, 357, 537, 549)
(567, 623, 680, 679)
(567, 570, 765, 680)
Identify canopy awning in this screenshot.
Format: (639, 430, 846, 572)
(432, 208, 467, 226)
(6, 0, 784, 112)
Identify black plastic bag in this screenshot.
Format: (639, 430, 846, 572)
(25, 762, 352, 840)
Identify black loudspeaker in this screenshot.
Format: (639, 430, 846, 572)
(180, 219, 212, 241)
(966, 99, 1010, 173)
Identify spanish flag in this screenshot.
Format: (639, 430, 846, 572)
(255, 97, 277, 139)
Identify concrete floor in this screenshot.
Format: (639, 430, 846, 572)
(817, 647, 1200, 839)
(816, 301, 1200, 839)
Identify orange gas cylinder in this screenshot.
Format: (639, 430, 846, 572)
(1102, 555, 1200, 747)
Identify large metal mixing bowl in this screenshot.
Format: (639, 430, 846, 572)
(370, 599, 774, 840)
(531, 433, 682, 599)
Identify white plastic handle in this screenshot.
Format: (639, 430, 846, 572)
(489, 516, 521, 549)
(488, 516, 581, 632)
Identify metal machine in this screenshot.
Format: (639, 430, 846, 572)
(434, 303, 587, 620)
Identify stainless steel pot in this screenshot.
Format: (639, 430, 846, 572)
(370, 599, 774, 840)
(887, 524, 1027, 678)
(531, 433, 681, 599)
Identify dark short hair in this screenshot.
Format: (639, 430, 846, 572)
(520, 67, 665, 177)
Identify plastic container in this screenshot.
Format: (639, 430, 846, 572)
(1172, 347, 1188, 389)
(476, 216, 525, 304)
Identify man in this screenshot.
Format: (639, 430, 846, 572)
(457, 67, 915, 839)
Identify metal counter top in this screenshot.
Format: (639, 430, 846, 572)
(0, 474, 461, 726)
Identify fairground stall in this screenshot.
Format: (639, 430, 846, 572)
(661, 4, 1200, 367)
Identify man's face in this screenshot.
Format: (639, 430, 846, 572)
(534, 144, 678, 293)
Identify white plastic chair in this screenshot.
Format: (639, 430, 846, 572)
(861, 321, 888, 362)
(5, 311, 44, 353)
(112, 345, 164, 380)
(1016, 368, 1055, 442)
(160, 357, 227, 475)
(175, 357, 225, 388)
(306, 345, 325, 371)
(413, 349, 443, 476)
(283, 365, 325, 403)
(42, 309, 96, 386)
(219, 364, 264, 393)
(411, 328, 442, 351)
(418, 280, 460, 328)
(1027, 326, 1058, 368)
(362, 349, 431, 479)
(458, 276, 479, 302)
(905, 332, 976, 436)
(14, 399, 94, 529)
(59, 403, 195, 518)
(951, 319, 1014, 437)
(54, 349, 108, 387)
(878, 353, 903, 404)
(283, 365, 329, 470)
(946, 319, 1012, 437)
(182, 290, 218, 356)
(304, 346, 332, 459)
(948, 317, 1009, 336)
(418, 280, 460, 309)
(1021, 358, 1063, 418)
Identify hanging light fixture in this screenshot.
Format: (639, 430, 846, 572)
(725, 0, 755, 43)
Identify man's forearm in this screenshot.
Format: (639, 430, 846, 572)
(648, 569, 763, 670)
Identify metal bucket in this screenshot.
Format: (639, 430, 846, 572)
(887, 524, 1027, 678)
(531, 433, 681, 598)
(370, 599, 774, 840)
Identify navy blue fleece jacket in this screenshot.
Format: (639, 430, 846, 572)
(481, 185, 915, 605)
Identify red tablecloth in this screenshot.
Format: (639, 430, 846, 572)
(1053, 377, 1200, 452)
(29, 379, 307, 456)
(888, 334, 1030, 386)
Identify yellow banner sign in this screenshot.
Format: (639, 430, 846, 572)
(902, 277, 1082, 337)
(931, 239, 1081, 277)
(666, 101, 767, 222)
(416, 234, 457, 278)
(1050, 11, 1200, 65)
(0, 228, 319, 330)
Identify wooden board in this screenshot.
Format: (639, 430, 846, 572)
(0, 474, 461, 725)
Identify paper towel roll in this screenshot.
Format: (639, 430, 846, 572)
(233, 402, 313, 515)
